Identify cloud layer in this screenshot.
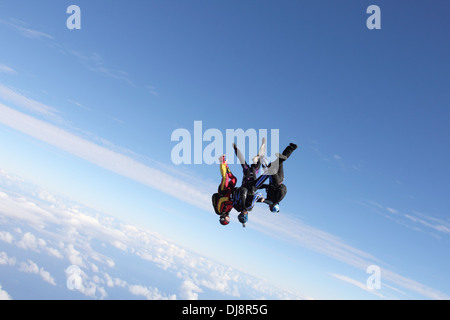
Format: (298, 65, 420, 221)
(0, 169, 303, 300)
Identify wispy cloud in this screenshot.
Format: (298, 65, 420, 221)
(145, 85, 159, 96)
(0, 83, 61, 121)
(2, 17, 135, 87)
(0, 18, 53, 40)
(249, 209, 386, 273)
(2, 17, 159, 103)
(66, 99, 91, 111)
(68, 50, 135, 86)
(0, 64, 17, 75)
(92, 66, 135, 86)
(405, 211, 450, 235)
(363, 201, 450, 237)
(330, 273, 386, 299)
(309, 141, 363, 172)
(0, 101, 211, 211)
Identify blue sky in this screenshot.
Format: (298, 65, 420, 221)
(0, 0, 449, 299)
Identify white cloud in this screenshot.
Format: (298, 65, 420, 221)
(0, 231, 14, 244)
(39, 268, 56, 286)
(145, 85, 159, 96)
(18, 259, 38, 273)
(68, 50, 135, 86)
(103, 272, 114, 288)
(129, 284, 176, 300)
(37, 190, 57, 204)
(46, 247, 64, 259)
(404, 212, 450, 235)
(0, 166, 446, 300)
(0, 102, 211, 212)
(330, 273, 386, 299)
(19, 259, 56, 286)
(17, 232, 44, 251)
(249, 206, 450, 300)
(1, 227, 63, 259)
(65, 265, 107, 299)
(381, 268, 450, 300)
(386, 207, 398, 214)
(250, 209, 381, 270)
(0, 64, 16, 75)
(65, 244, 84, 267)
(364, 201, 450, 236)
(114, 278, 127, 288)
(0, 84, 60, 120)
(0, 251, 16, 266)
(179, 280, 202, 300)
(0, 172, 305, 299)
(0, 19, 53, 40)
(0, 284, 12, 300)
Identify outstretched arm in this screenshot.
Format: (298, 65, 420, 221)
(233, 143, 247, 168)
(219, 155, 236, 192)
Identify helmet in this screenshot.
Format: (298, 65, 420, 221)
(238, 212, 248, 224)
(270, 204, 280, 213)
(219, 214, 230, 226)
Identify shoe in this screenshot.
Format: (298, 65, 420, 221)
(275, 153, 287, 160)
(219, 155, 227, 164)
(252, 155, 259, 165)
(289, 143, 298, 150)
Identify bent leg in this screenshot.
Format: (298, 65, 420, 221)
(274, 184, 287, 204)
(266, 143, 297, 183)
(266, 158, 284, 185)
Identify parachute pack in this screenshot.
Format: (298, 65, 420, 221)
(211, 193, 233, 215)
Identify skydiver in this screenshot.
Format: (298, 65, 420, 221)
(212, 151, 263, 227)
(211, 155, 237, 226)
(232, 138, 266, 193)
(259, 142, 298, 213)
(231, 139, 269, 227)
(232, 186, 266, 228)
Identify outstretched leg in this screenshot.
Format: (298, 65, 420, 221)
(282, 143, 297, 160)
(266, 143, 297, 184)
